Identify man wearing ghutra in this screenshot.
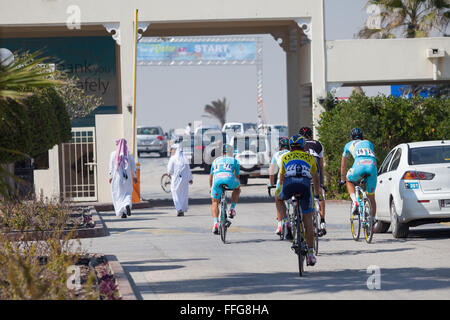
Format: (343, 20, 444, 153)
(167, 144, 193, 216)
(109, 138, 137, 218)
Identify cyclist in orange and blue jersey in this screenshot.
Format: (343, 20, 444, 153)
(339, 128, 378, 219)
(277, 135, 321, 266)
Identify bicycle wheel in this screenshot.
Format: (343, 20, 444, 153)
(219, 198, 227, 243)
(160, 174, 171, 193)
(363, 197, 374, 243)
(313, 209, 319, 255)
(350, 202, 361, 241)
(296, 207, 305, 277)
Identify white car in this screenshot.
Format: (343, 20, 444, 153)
(374, 140, 450, 238)
(136, 126, 168, 158)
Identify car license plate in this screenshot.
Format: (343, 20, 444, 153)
(441, 199, 450, 207)
(405, 182, 419, 189)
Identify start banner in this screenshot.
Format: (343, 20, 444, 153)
(137, 37, 258, 65)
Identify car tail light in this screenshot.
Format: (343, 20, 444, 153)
(402, 171, 435, 180)
(156, 136, 164, 141)
(194, 146, 205, 150)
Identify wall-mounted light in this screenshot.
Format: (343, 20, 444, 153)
(127, 104, 132, 113)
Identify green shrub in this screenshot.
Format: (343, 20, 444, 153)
(0, 88, 71, 164)
(318, 93, 450, 198)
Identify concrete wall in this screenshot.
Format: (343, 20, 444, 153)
(326, 37, 450, 85)
(34, 145, 60, 200)
(0, 0, 315, 24)
(95, 114, 124, 203)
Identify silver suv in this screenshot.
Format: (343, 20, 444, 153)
(137, 126, 168, 157)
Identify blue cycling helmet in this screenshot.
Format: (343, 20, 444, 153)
(350, 128, 363, 140)
(279, 137, 290, 149)
(289, 135, 306, 149)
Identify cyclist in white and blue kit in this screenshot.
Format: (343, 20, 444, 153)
(339, 128, 378, 219)
(268, 137, 291, 238)
(209, 144, 241, 234)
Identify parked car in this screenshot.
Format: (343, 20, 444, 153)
(137, 126, 168, 158)
(180, 131, 227, 173)
(194, 125, 220, 135)
(262, 124, 288, 137)
(231, 133, 273, 185)
(374, 140, 450, 238)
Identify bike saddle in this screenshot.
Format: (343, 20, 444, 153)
(220, 184, 233, 191)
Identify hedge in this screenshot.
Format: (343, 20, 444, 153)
(0, 87, 72, 164)
(317, 93, 450, 197)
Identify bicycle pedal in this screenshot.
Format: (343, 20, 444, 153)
(225, 221, 232, 228)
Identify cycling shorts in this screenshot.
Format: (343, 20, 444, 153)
(211, 173, 240, 200)
(278, 177, 313, 214)
(346, 159, 377, 195)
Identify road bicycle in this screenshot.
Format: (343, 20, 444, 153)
(268, 185, 320, 255)
(218, 184, 233, 244)
(160, 173, 171, 193)
(268, 185, 310, 277)
(340, 175, 375, 243)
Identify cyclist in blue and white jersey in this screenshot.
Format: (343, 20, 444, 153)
(209, 144, 241, 234)
(339, 128, 377, 218)
(268, 137, 291, 238)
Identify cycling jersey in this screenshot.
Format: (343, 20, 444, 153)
(278, 150, 317, 214)
(342, 140, 376, 161)
(279, 150, 317, 179)
(304, 139, 324, 184)
(342, 140, 377, 194)
(270, 149, 289, 188)
(210, 156, 240, 199)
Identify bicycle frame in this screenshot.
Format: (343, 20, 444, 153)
(350, 178, 374, 243)
(218, 186, 232, 243)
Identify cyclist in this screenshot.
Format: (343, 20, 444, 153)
(339, 128, 377, 220)
(299, 126, 327, 236)
(268, 136, 291, 238)
(276, 135, 321, 266)
(209, 143, 241, 235)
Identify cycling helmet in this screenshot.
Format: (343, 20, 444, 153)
(222, 143, 234, 155)
(350, 128, 364, 140)
(299, 127, 313, 140)
(289, 135, 306, 150)
(279, 137, 290, 149)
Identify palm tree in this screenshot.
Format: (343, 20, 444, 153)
(0, 50, 62, 199)
(358, 0, 449, 39)
(203, 97, 230, 128)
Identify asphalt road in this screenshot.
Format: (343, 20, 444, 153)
(82, 156, 450, 300)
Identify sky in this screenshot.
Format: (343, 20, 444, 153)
(135, 0, 446, 133)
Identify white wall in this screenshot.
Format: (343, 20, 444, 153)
(34, 145, 60, 200)
(326, 37, 450, 84)
(95, 114, 124, 203)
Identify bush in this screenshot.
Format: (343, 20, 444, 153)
(0, 87, 71, 164)
(318, 94, 450, 197)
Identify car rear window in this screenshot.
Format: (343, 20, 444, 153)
(409, 145, 450, 165)
(137, 127, 160, 135)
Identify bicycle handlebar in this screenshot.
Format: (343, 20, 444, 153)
(267, 185, 276, 197)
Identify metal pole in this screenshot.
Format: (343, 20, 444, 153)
(132, 8, 138, 157)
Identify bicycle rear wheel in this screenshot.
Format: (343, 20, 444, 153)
(219, 198, 228, 243)
(350, 203, 361, 241)
(363, 198, 374, 243)
(296, 207, 305, 277)
(313, 210, 319, 255)
(160, 174, 171, 193)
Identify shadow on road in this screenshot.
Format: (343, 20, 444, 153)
(136, 267, 450, 296)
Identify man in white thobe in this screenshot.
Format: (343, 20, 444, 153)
(109, 138, 137, 218)
(167, 145, 193, 216)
